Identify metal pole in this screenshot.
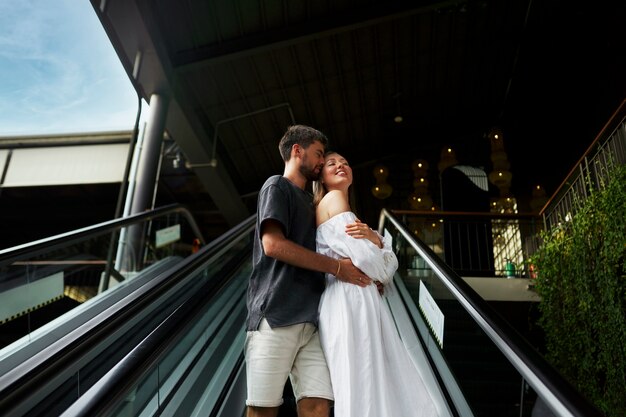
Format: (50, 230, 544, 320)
(121, 93, 169, 273)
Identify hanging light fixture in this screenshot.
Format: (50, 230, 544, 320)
(371, 165, 393, 199)
(437, 146, 458, 173)
(486, 126, 516, 214)
(408, 159, 433, 210)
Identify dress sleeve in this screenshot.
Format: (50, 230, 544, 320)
(318, 213, 398, 285)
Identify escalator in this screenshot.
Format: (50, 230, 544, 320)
(0, 204, 245, 416)
(56, 249, 452, 417)
(0, 207, 601, 417)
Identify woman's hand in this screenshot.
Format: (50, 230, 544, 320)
(345, 219, 383, 248)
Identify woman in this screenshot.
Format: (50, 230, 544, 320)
(313, 151, 438, 416)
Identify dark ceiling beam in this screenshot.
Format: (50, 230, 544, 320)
(173, 0, 464, 71)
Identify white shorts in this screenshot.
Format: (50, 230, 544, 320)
(245, 318, 334, 407)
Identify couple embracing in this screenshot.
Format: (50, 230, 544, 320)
(245, 125, 438, 417)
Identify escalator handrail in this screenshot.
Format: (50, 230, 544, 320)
(60, 223, 254, 417)
(380, 208, 603, 417)
(62, 262, 249, 417)
(0, 213, 255, 413)
(0, 203, 206, 266)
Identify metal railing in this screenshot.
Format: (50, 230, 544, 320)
(541, 99, 626, 231)
(392, 210, 542, 278)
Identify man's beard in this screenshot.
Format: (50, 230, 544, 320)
(300, 164, 321, 182)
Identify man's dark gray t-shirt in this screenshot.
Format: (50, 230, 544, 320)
(246, 175, 325, 331)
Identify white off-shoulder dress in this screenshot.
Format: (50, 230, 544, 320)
(317, 211, 438, 417)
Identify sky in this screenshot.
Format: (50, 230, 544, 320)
(0, 1, 141, 136)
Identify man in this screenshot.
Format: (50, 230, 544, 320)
(245, 125, 371, 417)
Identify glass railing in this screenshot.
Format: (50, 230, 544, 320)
(0, 207, 255, 417)
(68, 244, 454, 417)
(379, 209, 602, 417)
(64, 250, 252, 417)
(0, 204, 204, 353)
(58, 216, 452, 416)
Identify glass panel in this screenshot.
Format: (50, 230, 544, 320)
(0, 214, 254, 416)
(0, 210, 205, 353)
(106, 258, 251, 416)
(384, 215, 539, 417)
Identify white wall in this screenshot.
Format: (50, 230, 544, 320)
(2, 144, 129, 186)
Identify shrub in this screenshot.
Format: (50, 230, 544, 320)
(531, 163, 625, 416)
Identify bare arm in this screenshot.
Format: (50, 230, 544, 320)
(261, 220, 371, 287)
(344, 219, 388, 295)
(345, 218, 383, 248)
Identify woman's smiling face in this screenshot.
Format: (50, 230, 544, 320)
(322, 152, 352, 190)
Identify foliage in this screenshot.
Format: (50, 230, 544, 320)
(530, 163, 626, 416)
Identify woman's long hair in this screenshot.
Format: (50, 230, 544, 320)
(312, 178, 326, 206)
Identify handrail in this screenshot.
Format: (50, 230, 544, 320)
(61, 240, 252, 417)
(0, 213, 255, 415)
(0, 203, 205, 266)
(380, 208, 603, 417)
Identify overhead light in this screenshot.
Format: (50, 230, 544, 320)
(394, 115, 403, 123)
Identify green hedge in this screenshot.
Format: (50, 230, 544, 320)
(531, 163, 625, 416)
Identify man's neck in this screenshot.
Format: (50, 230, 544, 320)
(283, 163, 306, 189)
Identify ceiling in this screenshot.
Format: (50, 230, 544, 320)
(90, 0, 626, 239)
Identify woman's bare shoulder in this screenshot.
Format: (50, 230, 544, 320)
(317, 190, 350, 225)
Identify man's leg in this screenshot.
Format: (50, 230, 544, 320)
(297, 397, 330, 417)
(245, 320, 302, 414)
(246, 405, 279, 417)
(291, 325, 333, 417)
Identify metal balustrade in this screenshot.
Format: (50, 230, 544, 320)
(541, 99, 626, 231)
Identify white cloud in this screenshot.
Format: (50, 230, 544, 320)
(0, 0, 139, 135)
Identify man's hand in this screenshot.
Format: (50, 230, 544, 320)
(335, 258, 372, 287)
